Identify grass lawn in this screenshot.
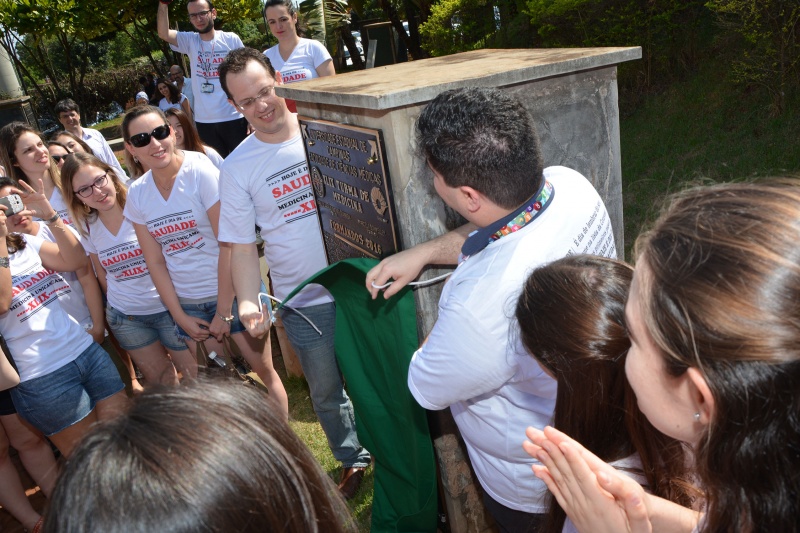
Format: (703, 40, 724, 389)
(275, 349, 374, 531)
(619, 60, 800, 258)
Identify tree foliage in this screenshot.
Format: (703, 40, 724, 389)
(0, 0, 260, 122)
(706, 0, 800, 112)
(420, 0, 531, 57)
(525, 0, 711, 91)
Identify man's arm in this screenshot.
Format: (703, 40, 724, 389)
(157, 2, 179, 46)
(230, 242, 268, 338)
(407, 299, 519, 410)
(366, 222, 475, 299)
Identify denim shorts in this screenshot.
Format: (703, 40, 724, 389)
(10, 342, 125, 436)
(106, 306, 188, 353)
(175, 296, 246, 340)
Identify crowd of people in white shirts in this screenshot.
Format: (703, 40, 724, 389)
(1, 0, 798, 532)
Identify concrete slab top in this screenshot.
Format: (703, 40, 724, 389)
(278, 47, 641, 110)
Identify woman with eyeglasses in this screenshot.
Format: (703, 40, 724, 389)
(2, 124, 142, 393)
(263, 0, 335, 112)
(165, 108, 223, 169)
(120, 106, 287, 413)
(0, 175, 127, 457)
(60, 153, 193, 386)
(47, 141, 73, 170)
(156, 78, 193, 124)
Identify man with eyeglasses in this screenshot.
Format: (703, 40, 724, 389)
(157, 0, 247, 157)
(168, 64, 194, 111)
(217, 48, 372, 501)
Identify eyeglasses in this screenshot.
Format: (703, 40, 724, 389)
(236, 85, 275, 110)
(74, 173, 109, 198)
(188, 10, 211, 20)
(128, 124, 171, 148)
(51, 153, 72, 163)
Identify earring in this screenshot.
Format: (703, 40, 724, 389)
(693, 412, 701, 422)
(133, 156, 139, 163)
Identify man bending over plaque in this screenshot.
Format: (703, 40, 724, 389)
(216, 47, 371, 501)
(366, 87, 616, 531)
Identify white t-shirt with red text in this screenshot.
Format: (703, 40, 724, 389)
(0, 234, 93, 381)
(264, 38, 332, 84)
(218, 126, 331, 308)
(172, 31, 244, 124)
(35, 187, 74, 229)
(124, 151, 220, 300)
(82, 216, 167, 316)
(36, 223, 92, 328)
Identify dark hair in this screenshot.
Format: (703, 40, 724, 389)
(47, 140, 72, 154)
(416, 87, 543, 209)
(121, 105, 168, 142)
(264, 0, 303, 35)
(188, 0, 214, 10)
(43, 379, 356, 533)
(219, 47, 277, 101)
(54, 98, 80, 117)
(122, 148, 146, 180)
(634, 178, 800, 533)
(156, 78, 181, 105)
(165, 108, 206, 154)
(0, 122, 62, 188)
(516, 255, 695, 533)
(51, 131, 94, 156)
(61, 153, 128, 237)
(264, 0, 295, 16)
(0, 176, 26, 253)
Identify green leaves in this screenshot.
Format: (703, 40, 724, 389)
(298, 0, 350, 54)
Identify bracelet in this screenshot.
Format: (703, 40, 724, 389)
(43, 213, 60, 225)
(217, 312, 235, 324)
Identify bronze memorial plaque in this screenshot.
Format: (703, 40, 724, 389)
(300, 118, 399, 264)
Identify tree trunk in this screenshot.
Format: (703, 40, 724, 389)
(341, 22, 365, 69)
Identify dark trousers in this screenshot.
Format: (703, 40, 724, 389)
(195, 117, 248, 158)
(482, 492, 545, 533)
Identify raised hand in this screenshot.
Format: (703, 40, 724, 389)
(524, 426, 653, 533)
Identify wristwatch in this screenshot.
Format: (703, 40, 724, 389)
(217, 312, 235, 324)
(0, 256, 8, 268)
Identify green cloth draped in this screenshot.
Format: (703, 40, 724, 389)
(282, 258, 438, 533)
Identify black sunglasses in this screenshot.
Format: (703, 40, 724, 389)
(51, 153, 72, 163)
(129, 124, 171, 148)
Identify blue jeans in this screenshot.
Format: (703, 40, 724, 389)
(11, 343, 125, 436)
(279, 302, 370, 468)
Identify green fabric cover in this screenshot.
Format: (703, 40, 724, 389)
(282, 258, 438, 533)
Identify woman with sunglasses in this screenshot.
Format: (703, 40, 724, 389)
(156, 78, 193, 124)
(47, 141, 73, 170)
(263, 0, 334, 112)
(61, 153, 193, 386)
(0, 177, 127, 457)
(50, 131, 93, 156)
(52, 131, 129, 184)
(165, 108, 223, 169)
(121, 106, 287, 413)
